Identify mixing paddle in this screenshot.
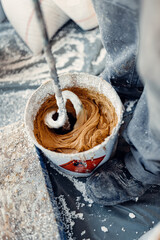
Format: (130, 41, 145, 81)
(32, 0, 83, 131)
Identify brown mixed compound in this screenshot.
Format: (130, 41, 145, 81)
(34, 87, 118, 153)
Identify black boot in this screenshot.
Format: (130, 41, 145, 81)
(86, 158, 150, 206)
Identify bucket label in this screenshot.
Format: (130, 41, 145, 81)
(60, 155, 105, 173)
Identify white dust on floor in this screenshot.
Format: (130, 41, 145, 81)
(129, 213, 136, 219)
(101, 226, 108, 232)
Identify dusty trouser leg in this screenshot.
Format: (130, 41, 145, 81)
(86, 0, 160, 206)
(92, 0, 143, 98)
(124, 0, 160, 184)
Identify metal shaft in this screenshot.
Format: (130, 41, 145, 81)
(32, 0, 70, 129)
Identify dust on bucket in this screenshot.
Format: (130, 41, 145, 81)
(24, 72, 123, 177)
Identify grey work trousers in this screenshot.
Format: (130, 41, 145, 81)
(92, 0, 160, 185)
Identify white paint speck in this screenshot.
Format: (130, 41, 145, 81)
(88, 203, 92, 207)
(129, 213, 136, 219)
(76, 213, 84, 220)
(126, 100, 137, 112)
(122, 227, 126, 232)
(81, 230, 86, 236)
(92, 48, 106, 65)
(101, 226, 108, 232)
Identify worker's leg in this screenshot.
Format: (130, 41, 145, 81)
(92, 0, 143, 98)
(125, 0, 160, 184)
(86, 0, 160, 205)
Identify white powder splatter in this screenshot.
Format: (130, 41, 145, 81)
(92, 48, 106, 66)
(101, 226, 108, 232)
(0, 89, 34, 127)
(135, 197, 139, 202)
(102, 219, 107, 222)
(125, 100, 137, 112)
(76, 201, 85, 210)
(50, 161, 93, 204)
(56, 194, 84, 239)
(55, 37, 85, 72)
(122, 227, 126, 232)
(75, 213, 84, 220)
(81, 230, 86, 236)
(87, 203, 92, 207)
(129, 213, 136, 219)
(85, 31, 101, 44)
(72, 178, 93, 204)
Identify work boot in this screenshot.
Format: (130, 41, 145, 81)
(85, 157, 150, 206)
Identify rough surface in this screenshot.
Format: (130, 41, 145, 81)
(0, 122, 61, 239)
